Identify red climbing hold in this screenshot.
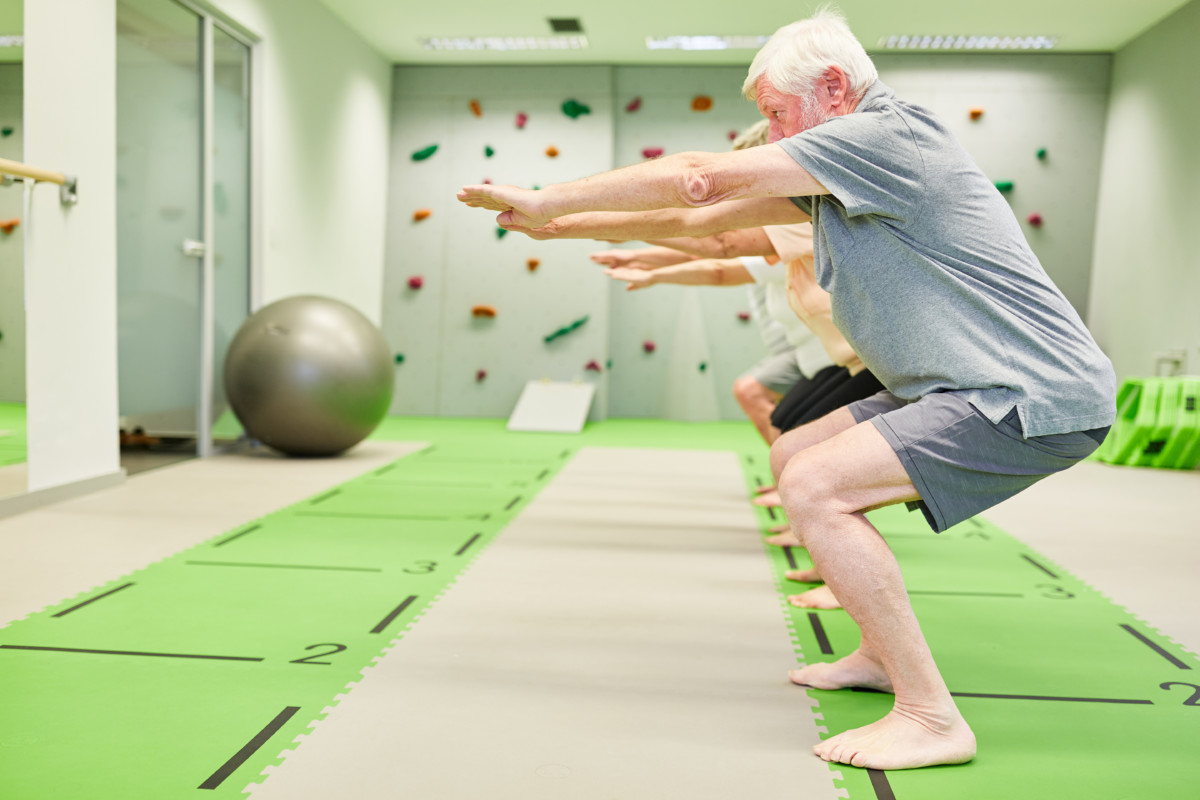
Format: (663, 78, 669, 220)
(407, 276, 424, 290)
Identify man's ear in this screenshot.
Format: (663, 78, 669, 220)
(823, 66, 852, 111)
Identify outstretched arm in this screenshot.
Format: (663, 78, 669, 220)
(589, 247, 697, 270)
(457, 144, 822, 230)
(646, 227, 776, 259)
(605, 258, 753, 291)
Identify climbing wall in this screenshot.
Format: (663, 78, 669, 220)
(0, 63, 24, 404)
(384, 66, 614, 420)
(383, 56, 1112, 420)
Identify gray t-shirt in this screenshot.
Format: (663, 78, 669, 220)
(776, 80, 1115, 438)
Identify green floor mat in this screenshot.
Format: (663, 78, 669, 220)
(0, 401, 27, 467)
(748, 456, 1200, 800)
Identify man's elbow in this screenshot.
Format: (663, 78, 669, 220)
(677, 153, 730, 209)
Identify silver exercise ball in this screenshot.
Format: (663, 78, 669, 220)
(224, 295, 393, 456)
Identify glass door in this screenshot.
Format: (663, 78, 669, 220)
(116, 0, 252, 466)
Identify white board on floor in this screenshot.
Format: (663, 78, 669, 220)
(506, 380, 596, 433)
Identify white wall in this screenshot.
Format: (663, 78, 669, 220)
(209, 0, 392, 324)
(24, 0, 119, 491)
(0, 63, 23, 403)
(1089, 0, 1200, 380)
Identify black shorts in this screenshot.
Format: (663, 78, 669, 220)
(770, 367, 885, 433)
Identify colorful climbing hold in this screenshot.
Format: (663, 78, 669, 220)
(1027, 212, 1044, 227)
(544, 315, 590, 343)
(472, 304, 497, 318)
(0, 218, 20, 235)
(394, 353, 406, 364)
(691, 96, 713, 112)
(737, 311, 751, 322)
(469, 99, 482, 118)
(483, 178, 492, 184)
(969, 107, 985, 120)
(698, 362, 708, 372)
(527, 258, 540, 272)
(476, 369, 488, 382)
(642, 341, 656, 354)
(641, 147, 664, 159)
(728, 130, 739, 141)
(993, 180, 1014, 193)
(584, 360, 602, 372)
(625, 97, 642, 113)
(496, 226, 509, 239)
(412, 208, 432, 222)
(1, 127, 12, 138)
(410, 144, 438, 161)
(545, 145, 560, 158)
(407, 276, 424, 290)
(606, 359, 613, 370)
(1037, 148, 1048, 160)
(561, 99, 591, 119)
(515, 112, 528, 129)
(484, 145, 495, 158)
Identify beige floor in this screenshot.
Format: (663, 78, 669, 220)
(0, 441, 1196, 799)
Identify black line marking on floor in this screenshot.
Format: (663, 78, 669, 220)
(455, 533, 483, 556)
(309, 489, 343, 506)
(478, 513, 492, 521)
(213, 524, 263, 547)
(418, 446, 436, 456)
(746, 455, 755, 465)
(560, 449, 571, 459)
(1121, 623, 1192, 669)
(186, 560, 383, 573)
(199, 706, 300, 790)
(371, 595, 418, 634)
(368, 480, 507, 489)
(374, 464, 397, 476)
(52, 583, 135, 618)
(968, 517, 983, 529)
(783, 547, 799, 570)
(505, 495, 522, 511)
(766, 506, 778, 520)
(1021, 553, 1059, 579)
(754, 475, 763, 487)
(868, 769, 896, 800)
(909, 590, 1024, 598)
(297, 511, 452, 521)
(0, 644, 264, 662)
(951, 691, 1154, 705)
(807, 612, 834, 655)
(536, 468, 550, 481)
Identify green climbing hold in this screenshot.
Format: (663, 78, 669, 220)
(606, 359, 612, 370)
(533, 185, 542, 191)
(411, 144, 438, 162)
(484, 145, 495, 158)
(543, 315, 590, 343)
(1036, 148, 1048, 160)
(561, 99, 591, 119)
(568, 315, 590, 331)
(993, 180, 1014, 193)
(0, 127, 12, 138)
(699, 362, 708, 373)
(394, 353, 406, 364)
(496, 227, 509, 240)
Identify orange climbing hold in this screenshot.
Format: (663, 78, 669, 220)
(0, 218, 19, 235)
(527, 258, 540, 272)
(545, 145, 560, 158)
(469, 99, 482, 117)
(691, 96, 713, 111)
(471, 304, 497, 318)
(969, 107, 985, 120)
(412, 208, 432, 222)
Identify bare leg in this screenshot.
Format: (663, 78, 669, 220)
(773, 411, 976, 770)
(733, 376, 782, 446)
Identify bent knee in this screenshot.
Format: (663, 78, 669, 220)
(778, 454, 840, 513)
(733, 375, 767, 404)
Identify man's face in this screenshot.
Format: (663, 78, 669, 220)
(755, 74, 831, 142)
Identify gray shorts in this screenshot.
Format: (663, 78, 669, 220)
(848, 390, 1109, 533)
(745, 351, 804, 395)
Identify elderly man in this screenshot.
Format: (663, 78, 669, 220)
(458, 9, 1114, 771)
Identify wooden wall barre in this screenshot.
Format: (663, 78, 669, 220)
(0, 156, 78, 205)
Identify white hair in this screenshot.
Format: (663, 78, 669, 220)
(742, 6, 878, 103)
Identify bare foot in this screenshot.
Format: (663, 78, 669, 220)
(765, 531, 801, 547)
(767, 523, 790, 534)
(788, 649, 893, 692)
(788, 584, 841, 609)
(785, 568, 822, 583)
(813, 708, 976, 770)
(753, 489, 781, 507)
(754, 484, 777, 495)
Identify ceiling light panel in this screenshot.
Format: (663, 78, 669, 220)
(645, 35, 771, 51)
(421, 35, 589, 51)
(879, 35, 1059, 50)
